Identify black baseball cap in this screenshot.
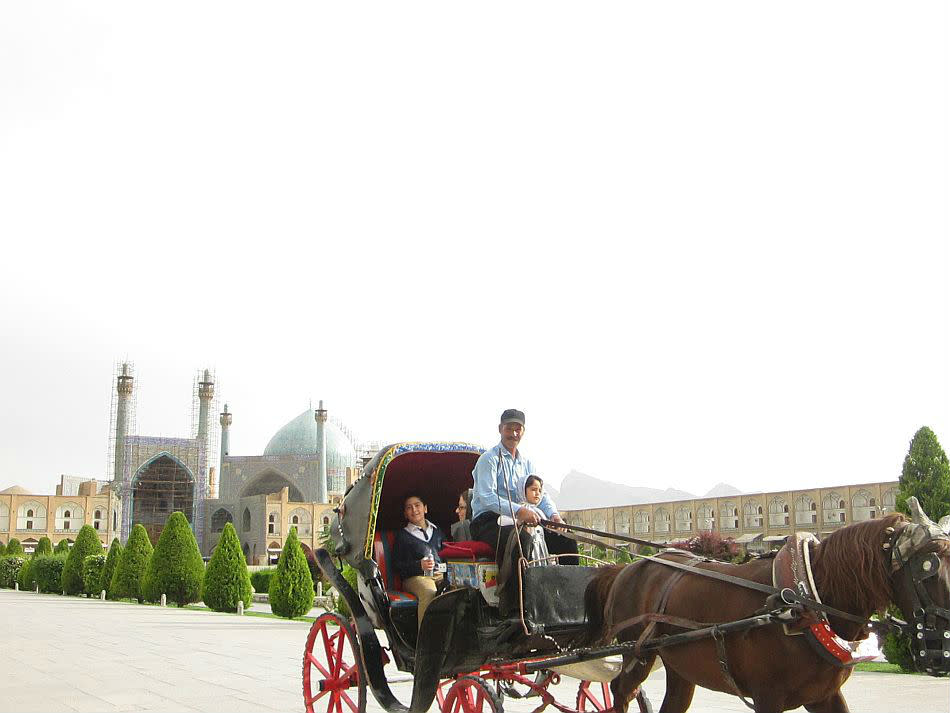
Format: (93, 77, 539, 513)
(500, 409, 525, 426)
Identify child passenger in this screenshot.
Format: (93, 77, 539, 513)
(497, 475, 552, 566)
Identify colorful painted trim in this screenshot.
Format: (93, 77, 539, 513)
(362, 442, 483, 561)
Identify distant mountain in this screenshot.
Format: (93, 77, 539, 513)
(703, 482, 743, 498)
(554, 470, 697, 510)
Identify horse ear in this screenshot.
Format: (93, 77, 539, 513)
(906, 497, 935, 527)
(938, 515, 950, 535)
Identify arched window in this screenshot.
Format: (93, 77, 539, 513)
(654, 508, 671, 533)
(93, 509, 103, 531)
(289, 508, 311, 536)
(851, 490, 875, 521)
(267, 512, 278, 535)
(768, 498, 789, 527)
(615, 510, 631, 535)
(55, 504, 83, 532)
(882, 488, 898, 513)
(743, 501, 762, 529)
(113, 510, 118, 530)
(698, 505, 715, 531)
(0, 502, 8, 532)
(794, 495, 817, 525)
(719, 502, 738, 530)
(634, 511, 650, 534)
(17, 501, 47, 531)
(211, 508, 233, 534)
(674, 507, 692, 532)
(822, 492, 845, 524)
(242, 508, 251, 532)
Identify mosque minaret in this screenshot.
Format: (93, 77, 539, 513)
(314, 400, 328, 505)
(113, 363, 134, 483)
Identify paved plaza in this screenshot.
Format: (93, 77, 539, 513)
(1, 590, 947, 713)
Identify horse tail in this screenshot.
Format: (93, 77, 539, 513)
(577, 564, 626, 647)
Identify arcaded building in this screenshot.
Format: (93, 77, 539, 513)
(562, 480, 900, 553)
(0, 477, 121, 552)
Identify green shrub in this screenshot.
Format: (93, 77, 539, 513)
(100, 538, 123, 599)
(54, 539, 70, 555)
(201, 523, 252, 612)
(333, 564, 359, 617)
(18, 560, 33, 591)
(34, 537, 53, 558)
(0, 541, 6, 556)
(6, 539, 23, 556)
(0, 555, 25, 588)
(142, 512, 204, 607)
(82, 554, 107, 596)
(33, 554, 68, 593)
(111, 524, 153, 602)
(62, 525, 103, 596)
(269, 528, 314, 618)
(250, 568, 276, 594)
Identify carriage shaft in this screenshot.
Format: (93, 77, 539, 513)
(523, 614, 775, 673)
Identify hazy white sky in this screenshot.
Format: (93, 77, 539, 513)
(1, 2, 947, 498)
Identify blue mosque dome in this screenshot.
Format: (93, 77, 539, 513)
(263, 409, 358, 469)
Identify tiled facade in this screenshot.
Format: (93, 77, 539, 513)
(561, 480, 900, 552)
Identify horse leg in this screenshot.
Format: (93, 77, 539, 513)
(804, 691, 850, 713)
(657, 665, 695, 713)
(610, 653, 656, 713)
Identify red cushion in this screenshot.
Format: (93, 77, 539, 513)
(439, 540, 495, 561)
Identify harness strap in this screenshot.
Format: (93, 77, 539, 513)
(712, 625, 755, 711)
(547, 519, 873, 628)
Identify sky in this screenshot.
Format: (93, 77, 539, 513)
(1, 2, 947, 499)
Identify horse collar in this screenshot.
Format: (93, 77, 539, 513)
(772, 533, 875, 668)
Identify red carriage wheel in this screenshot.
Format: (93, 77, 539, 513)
(576, 681, 652, 713)
(302, 612, 366, 713)
(442, 675, 504, 713)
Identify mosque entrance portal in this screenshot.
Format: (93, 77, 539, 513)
(132, 455, 195, 544)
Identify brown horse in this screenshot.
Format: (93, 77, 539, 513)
(581, 510, 950, 713)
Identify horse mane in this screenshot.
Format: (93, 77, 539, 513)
(811, 512, 906, 617)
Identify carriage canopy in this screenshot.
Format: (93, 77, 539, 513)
(331, 442, 484, 569)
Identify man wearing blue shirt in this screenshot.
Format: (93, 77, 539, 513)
(470, 409, 579, 569)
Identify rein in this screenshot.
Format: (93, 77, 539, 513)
(542, 519, 895, 631)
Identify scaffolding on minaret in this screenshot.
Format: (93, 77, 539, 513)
(106, 360, 137, 483)
(191, 368, 220, 497)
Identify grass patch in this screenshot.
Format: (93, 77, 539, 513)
(853, 662, 917, 674)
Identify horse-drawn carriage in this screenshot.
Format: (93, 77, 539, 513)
(304, 441, 651, 713)
(305, 440, 950, 713)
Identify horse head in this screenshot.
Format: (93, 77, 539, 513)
(887, 497, 950, 676)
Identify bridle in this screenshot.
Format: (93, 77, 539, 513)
(887, 502, 950, 677)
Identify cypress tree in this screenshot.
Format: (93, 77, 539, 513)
(33, 554, 68, 593)
(99, 538, 123, 598)
(896, 426, 950, 521)
(0, 541, 6, 556)
(82, 554, 107, 596)
(201, 522, 252, 612)
(269, 527, 314, 619)
(111, 524, 153, 603)
(54, 539, 70, 555)
(62, 525, 103, 595)
(142, 512, 204, 607)
(6, 539, 23, 556)
(34, 537, 53, 558)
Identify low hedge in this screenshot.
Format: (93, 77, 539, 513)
(0, 555, 25, 588)
(33, 554, 68, 593)
(250, 568, 276, 594)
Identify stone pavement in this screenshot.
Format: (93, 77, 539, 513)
(1, 590, 947, 713)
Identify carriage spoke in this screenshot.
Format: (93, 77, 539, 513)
(340, 691, 360, 713)
(307, 652, 332, 679)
